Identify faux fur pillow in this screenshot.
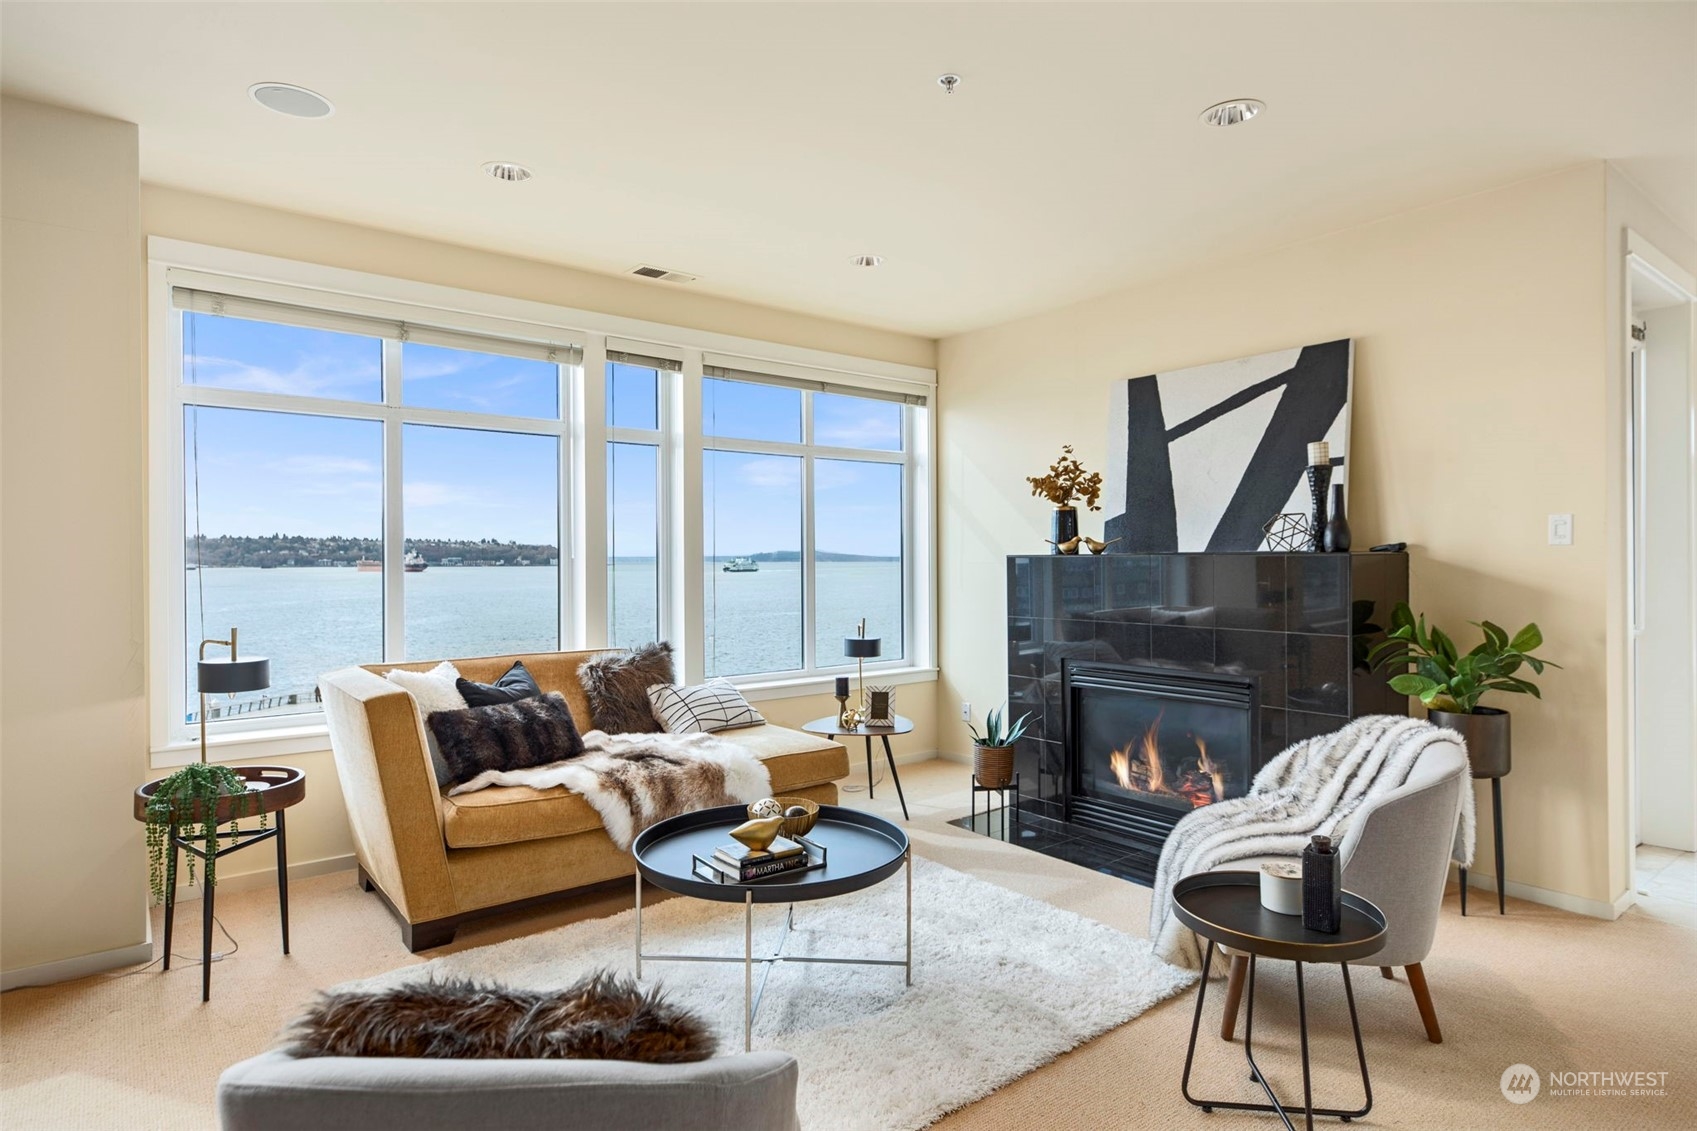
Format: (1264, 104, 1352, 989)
(578, 642, 674, 734)
(426, 692, 584, 788)
(287, 972, 716, 1063)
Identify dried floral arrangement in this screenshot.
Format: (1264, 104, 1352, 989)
(1026, 445, 1104, 510)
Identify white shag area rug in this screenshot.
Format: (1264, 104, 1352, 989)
(347, 857, 1195, 1130)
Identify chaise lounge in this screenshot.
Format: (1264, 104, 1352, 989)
(319, 650, 850, 951)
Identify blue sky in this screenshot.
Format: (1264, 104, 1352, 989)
(184, 314, 903, 556)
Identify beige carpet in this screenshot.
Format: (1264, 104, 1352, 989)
(4, 759, 1695, 1130)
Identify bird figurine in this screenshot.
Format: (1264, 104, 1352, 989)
(729, 815, 786, 854)
(1082, 536, 1120, 555)
(1045, 536, 1083, 555)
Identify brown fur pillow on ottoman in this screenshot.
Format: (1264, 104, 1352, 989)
(286, 971, 716, 1063)
(578, 642, 675, 734)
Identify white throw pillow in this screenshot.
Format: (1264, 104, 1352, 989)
(647, 678, 765, 734)
(386, 661, 467, 785)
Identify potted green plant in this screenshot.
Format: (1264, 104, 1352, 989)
(1367, 602, 1559, 777)
(1025, 445, 1104, 554)
(968, 704, 1033, 789)
(140, 764, 265, 903)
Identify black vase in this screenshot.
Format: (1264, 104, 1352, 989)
(1051, 506, 1079, 553)
(1323, 483, 1352, 552)
(1301, 834, 1342, 933)
(1306, 465, 1332, 552)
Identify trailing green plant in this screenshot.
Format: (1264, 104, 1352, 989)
(1367, 601, 1560, 714)
(968, 703, 1033, 748)
(144, 764, 266, 904)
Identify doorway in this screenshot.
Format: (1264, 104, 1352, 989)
(1626, 236, 1697, 910)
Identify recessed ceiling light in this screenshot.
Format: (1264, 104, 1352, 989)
(1200, 99, 1264, 127)
(248, 82, 334, 119)
(851, 254, 884, 268)
(482, 161, 534, 183)
(937, 74, 961, 95)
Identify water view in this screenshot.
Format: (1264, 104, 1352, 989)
(184, 560, 901, 723)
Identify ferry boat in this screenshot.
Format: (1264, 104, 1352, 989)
(722, 557, 759, 573)
(356, 553, 429, 573)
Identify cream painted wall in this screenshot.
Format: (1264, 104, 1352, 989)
(138, 188, 940, 894)
(936, 164, 1635, 910)
(2, 98, 150, 981)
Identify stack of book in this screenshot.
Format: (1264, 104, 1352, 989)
(707, 836, 809, 882)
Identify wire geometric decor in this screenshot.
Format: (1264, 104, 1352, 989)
(1261, 512, 1316, 553)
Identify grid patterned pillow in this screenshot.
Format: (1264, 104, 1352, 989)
(646, 678, 765, 734)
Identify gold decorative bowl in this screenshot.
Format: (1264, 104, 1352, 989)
(748, 796, 819, 841)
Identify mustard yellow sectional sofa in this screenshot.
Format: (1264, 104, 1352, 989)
(319, 651, 849, 950)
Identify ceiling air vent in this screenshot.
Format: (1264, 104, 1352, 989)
(630, 265, 698, 283)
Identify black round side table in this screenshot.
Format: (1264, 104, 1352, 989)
(1173, 871, 1387, 1131)
(133, 765, 305, 1002)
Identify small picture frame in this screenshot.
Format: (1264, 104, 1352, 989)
(865, 687, 895, 726)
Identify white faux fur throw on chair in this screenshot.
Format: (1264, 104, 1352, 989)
(447, 729, 773, 849)
(1150, 715, 1475, 969)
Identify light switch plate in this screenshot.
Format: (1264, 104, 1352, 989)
(960, 701, 973, 722)
(1548, 513, 1574, 546)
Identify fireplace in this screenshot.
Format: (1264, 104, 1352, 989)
(1062, 661, 1261, 849)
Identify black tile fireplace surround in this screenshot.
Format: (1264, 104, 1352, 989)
(985, 550, 1410, 878)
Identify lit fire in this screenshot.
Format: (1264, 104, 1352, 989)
(1106, 713, 1227, 808)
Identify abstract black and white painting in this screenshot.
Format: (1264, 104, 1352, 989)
(1102, 339, 1352, 552)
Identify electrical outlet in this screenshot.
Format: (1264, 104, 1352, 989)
(960, 701, 972, 722)
(1548, 513, 1573, 546)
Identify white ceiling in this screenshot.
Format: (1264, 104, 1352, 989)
(4, 2, 1694, 338)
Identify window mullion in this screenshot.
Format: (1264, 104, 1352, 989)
(381, 340, 406, 660)
(801, 392, 817, 675)
(677, 350, 706, 684)
(577, 337, 606, 650)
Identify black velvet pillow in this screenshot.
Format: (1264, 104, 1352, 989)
(286, 971, 717, 1062)
(578, 642, 675, 734)
(426, 692, 584, 788)
(458, 660, 541, 707)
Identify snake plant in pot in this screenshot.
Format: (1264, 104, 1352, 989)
(1367, 602, 1560, 777)
(968, 704, 1032, 789)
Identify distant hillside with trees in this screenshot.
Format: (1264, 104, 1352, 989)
(185, 534, 559, 567)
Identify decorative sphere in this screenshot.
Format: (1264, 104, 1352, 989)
(784, 805, 809, 818)
(749, 798, 784, 819)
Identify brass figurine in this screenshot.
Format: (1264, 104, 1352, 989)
(1081, 536, 1120, 554)
(1045, 536, 1083, 555)
(728, 815, 786, 854)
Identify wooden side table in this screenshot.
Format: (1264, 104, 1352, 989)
(801, 715, 911, 820)
(133, 765, 306, 1001)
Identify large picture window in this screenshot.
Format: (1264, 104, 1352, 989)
(171, 288, 575, 737)
(154, 249, 932, 759)
(701, 369, 917, 679)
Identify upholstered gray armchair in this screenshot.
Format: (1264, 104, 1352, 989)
(1209, 735, 1469, 1044)
(217, 1048, 801, 1131)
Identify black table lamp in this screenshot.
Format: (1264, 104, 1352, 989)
(843, 618, 881, 716)
(197, 626, 270, 764)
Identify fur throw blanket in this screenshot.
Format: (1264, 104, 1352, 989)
(1150, 715, 1475, 970)
(287, 971, 716, 1062)
(447, 729, 772, 849)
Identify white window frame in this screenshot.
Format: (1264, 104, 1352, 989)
(147, 239, 935, 765)
(698, 373, 919, 682)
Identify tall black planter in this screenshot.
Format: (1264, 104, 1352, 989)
(1323, 483, 1352, 552)
(1306, 465, 1332, 552)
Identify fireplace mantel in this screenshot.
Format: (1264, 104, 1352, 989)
(1006, 551, 1409, 813)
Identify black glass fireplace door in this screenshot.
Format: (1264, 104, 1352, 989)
(1062, 662, 1259, 847)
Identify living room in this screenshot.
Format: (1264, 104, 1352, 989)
(3, 3, 1695, 1129)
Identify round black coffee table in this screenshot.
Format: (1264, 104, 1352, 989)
(1173, 871, 1387, 1131)
(631, 803, 912, 1050)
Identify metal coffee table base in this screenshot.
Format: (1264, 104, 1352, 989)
(1181, 940, 1373, 1131)
(635, 848, 913, 1051)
